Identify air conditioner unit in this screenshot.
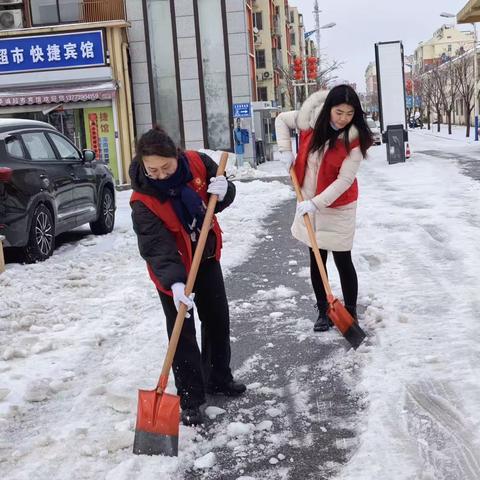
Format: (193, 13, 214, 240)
(0, 9, 23, 30)
(262, 71, 271, 79)
(0, 0, 23, 5)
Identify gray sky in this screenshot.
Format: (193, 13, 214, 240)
(292, 0, 471, 91)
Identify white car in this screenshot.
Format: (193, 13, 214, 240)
(366, 118, 382, 145)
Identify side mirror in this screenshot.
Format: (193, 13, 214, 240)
(83, 149, 96, 162)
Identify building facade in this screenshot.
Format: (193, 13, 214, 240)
(0, 0, 133, 184)
(414, 25, 473, 72)
(127, 0, 255, 166)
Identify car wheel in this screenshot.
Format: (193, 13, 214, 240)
(90, 188, 115, 235)
(24, 204, 55, 263)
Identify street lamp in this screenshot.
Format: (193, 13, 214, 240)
(313, 1, 336, 84)
(440, 11, 478, 140)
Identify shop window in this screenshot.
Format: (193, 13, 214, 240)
(256, 49, 266, 69)
(22, 132, 56, 161)
(30, 0, 80, 26)
(197, 0, 231, 150)
(48, 133, 81, 160)
(290, 33, 295, 46)
(146, 0, 182, 146)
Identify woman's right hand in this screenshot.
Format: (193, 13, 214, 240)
(279, 151, 295, 173)
(171, 282, 195, 317)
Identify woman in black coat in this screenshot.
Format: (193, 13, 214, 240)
(130, 127, 246, 426)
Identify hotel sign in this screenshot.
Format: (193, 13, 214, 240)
(0, 30, 106, 74)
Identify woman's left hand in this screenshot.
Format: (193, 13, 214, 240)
(296, 200, 316, 217)
(207, 176, 228, 201)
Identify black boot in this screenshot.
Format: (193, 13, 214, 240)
(181, 406, 203, 426)
(345, 305, 357, 323)
(313, 302, 330, 332)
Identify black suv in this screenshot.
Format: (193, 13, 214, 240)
(0, 119, 115, 263)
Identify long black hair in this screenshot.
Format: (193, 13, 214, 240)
(135, 125, 179, 164)
(309, 85, 372, 157)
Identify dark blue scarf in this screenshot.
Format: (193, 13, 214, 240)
(146, 154, 205, 240)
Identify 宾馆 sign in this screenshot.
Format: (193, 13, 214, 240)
(0, 30, 106, 75)
(233, 103, 251, 118)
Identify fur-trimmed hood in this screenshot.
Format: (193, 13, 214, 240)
(296, 90, 359, 142)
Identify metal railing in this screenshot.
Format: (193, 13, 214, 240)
(80, 0, 126, 22)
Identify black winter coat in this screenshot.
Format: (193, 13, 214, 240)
(130, 152, 235, 290)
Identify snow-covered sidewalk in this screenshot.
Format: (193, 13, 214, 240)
(1, 132, 480, 479)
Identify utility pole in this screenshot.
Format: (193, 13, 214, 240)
(314, 0, 321, 75)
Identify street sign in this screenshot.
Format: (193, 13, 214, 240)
(233, 103, 251, 118)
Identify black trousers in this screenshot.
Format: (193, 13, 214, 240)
(158, 258, 233, 409)
(309, 248, 358, 308)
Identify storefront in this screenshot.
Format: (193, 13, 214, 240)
(0, 23, 134, 185)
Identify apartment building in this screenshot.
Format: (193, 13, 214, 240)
(0, 0, 132, 184)
(414, 24, 474, 72)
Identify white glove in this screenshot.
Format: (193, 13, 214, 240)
(279, 151, 295, 173)
(296, 200, 316, 217)
(171, 282, 195, 317)
(207, 176, 228, 201)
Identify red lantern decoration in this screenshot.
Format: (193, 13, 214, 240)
(293, 57, 304, 81)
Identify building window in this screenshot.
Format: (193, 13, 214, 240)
(146, 0, 182, 146)
(290, 11, 294, 23)
(256, 49, 266, 69)
(253, 12, 262, 30)
(257, 87, 268, 101)
(290, 33, 295, 46)
(30, 0, 81, 25)
(197, 0, 231, 150)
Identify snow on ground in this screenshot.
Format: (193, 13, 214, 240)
(0, 166, 292, 480)
(2, 130, 480, 479)
(334, 131, 480, 479)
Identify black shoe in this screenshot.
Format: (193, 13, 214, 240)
(207, 380, 247, 397)
(313, 302, 331, 332)
(181, 406, 203, 426)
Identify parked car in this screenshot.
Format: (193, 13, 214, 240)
(366, 117, 382, 145)
(0, 119, 116, 263)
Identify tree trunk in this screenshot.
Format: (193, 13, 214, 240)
(447, 111, 452, 134)
(427, 108, 431, 130)
(466, 111, 471, 137)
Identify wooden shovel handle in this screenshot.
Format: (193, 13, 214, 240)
(157, 152, 229, 392)
(289, 168, 333, 299)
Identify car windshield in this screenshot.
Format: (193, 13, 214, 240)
(367, 119, 377, 128)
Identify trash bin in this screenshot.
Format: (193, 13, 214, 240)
(385, 124, 407, 164)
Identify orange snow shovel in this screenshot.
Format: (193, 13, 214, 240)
(133, 152, 229, 456)
(290, 169, 366, 350)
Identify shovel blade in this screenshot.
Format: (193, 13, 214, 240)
(328, 299, 366, 350)
(133, 388, 180, 456)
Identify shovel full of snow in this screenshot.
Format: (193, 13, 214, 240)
(133, 152, 229, 456)
(290, 169, 366, 350)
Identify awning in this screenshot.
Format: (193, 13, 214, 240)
(0, 81, 118, 108)
(457, 0, 480, 23)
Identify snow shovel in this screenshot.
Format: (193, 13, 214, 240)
(290, 169, 366, 350)
(133, 152, 229, 456)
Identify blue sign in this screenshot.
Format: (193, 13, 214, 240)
(233, 103, 251, 118)
(406, 95, 421, 108)
(0, 31, 105, 74)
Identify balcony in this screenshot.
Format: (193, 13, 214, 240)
(80, 0, 126, 22)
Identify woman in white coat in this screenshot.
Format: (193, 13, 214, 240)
(275, 85, 372, 332)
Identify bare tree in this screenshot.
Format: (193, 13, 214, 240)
(438, 60, 459, 134)
(454, 55, 474, 137)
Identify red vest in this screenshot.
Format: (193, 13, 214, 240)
(130, 150, 223, 295)
(294, 129, 359, 208)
